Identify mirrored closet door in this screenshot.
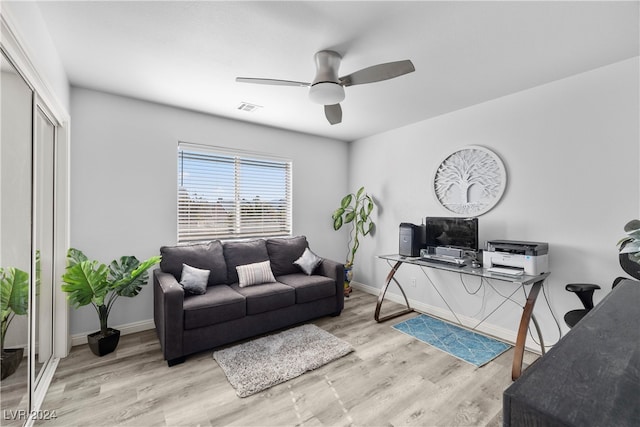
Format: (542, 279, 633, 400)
(1, 48, 60, 426)
(1, 50, 33, 427)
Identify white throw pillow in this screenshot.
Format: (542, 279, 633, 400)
(294, 248, 323, 275)
(180, 263, 210, 295)
(236, 260, 277, 287)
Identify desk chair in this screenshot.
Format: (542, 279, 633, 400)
(564, 278, 625, 328)
(565, 245, 640, 328)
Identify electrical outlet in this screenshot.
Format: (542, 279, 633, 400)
(410, 277, 417, 288)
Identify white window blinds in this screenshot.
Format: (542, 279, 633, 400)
(178, 143, 292, 242)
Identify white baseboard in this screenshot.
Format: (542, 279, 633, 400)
(70, 319, 155, 347)
(351, 281, 543, 355)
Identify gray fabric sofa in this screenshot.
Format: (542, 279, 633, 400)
(153, 236, 344, 366)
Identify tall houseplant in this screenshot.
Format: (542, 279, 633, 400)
(1, 267, 29, 379)
(61, 248, 161, 356)
(617, 219, 640, 280)
(332, 186, 375, 295)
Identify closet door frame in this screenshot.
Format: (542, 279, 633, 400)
(31, 100, 58, 391)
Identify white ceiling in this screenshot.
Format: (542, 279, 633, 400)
(36, 1, 639, 142)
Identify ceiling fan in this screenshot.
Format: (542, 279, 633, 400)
(236, 50, 415, 125)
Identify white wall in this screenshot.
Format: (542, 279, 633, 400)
(69, 88, 349, 335)
(348, 58, 639, 349)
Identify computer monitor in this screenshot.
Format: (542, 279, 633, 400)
(424, 217, 479, 252)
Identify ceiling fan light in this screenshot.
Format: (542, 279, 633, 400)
(309, 82, 345, 105)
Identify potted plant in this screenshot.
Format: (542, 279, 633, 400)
(61, 248, 161, 356)
(617, 219, 640, 280)
(332, 186, 375, 296)
(1, 267, 29, 380)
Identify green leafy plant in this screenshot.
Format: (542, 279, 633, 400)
(618, 219, 640, 263)
(332, 186, 375, 268)
(1, 267, 29, 355)
(61, 248, 161, 336)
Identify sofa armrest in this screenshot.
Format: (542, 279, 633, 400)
(153, 270, 185, 362)
(316, 258, 345, 314)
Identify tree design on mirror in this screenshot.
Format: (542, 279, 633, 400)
(433, 146, 506, 215)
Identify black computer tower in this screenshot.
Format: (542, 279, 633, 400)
(399, 223, 426, 257)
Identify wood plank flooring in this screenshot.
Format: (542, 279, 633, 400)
(36, 290, 538, 426)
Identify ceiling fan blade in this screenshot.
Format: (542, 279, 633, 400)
(340, 60, 415, 87)
(235, 77, 310, 87)
(324, 104, 342, 125)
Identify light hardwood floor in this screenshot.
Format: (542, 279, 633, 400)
(36, 291, 538, 426)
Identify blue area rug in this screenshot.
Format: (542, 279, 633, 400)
(393, 314, 511, 367)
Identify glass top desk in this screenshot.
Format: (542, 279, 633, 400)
(376, 254, 551, 380)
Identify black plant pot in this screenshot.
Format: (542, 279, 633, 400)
(1, 348, 24, 380)
(87, 328, 120, 356)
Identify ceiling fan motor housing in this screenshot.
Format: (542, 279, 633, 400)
(309, 50, 345, 105)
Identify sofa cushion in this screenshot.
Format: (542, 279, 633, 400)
(276, 274, 336, 304)
(160, 241, 227, 286)
(237, 260, 277, 287)
(266, 236, 309, 276)
(223, 239, 270, 284)
(183, 285, 246, 330)
(180, 264, 210, 295)
(230, 282, 295, 315)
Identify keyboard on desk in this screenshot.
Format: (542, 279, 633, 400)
(420, 254, 467, 267)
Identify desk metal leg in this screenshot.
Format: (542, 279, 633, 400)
(512, 279, 544, 380)
(375, 260, 415, 322)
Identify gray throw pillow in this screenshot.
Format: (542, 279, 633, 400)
(180, 263, 210, 295)
(294, 248, 323, 275)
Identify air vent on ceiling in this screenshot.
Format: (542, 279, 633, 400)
(237, 102, 262, 112)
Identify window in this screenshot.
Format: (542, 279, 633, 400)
(177, 143, 292, 242)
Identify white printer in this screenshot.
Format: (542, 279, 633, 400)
(483, 240, 549, 275)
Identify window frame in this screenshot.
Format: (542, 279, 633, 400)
(177, 142, 293, 243)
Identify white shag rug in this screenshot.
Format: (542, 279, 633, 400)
(213, 324, 354, 397)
